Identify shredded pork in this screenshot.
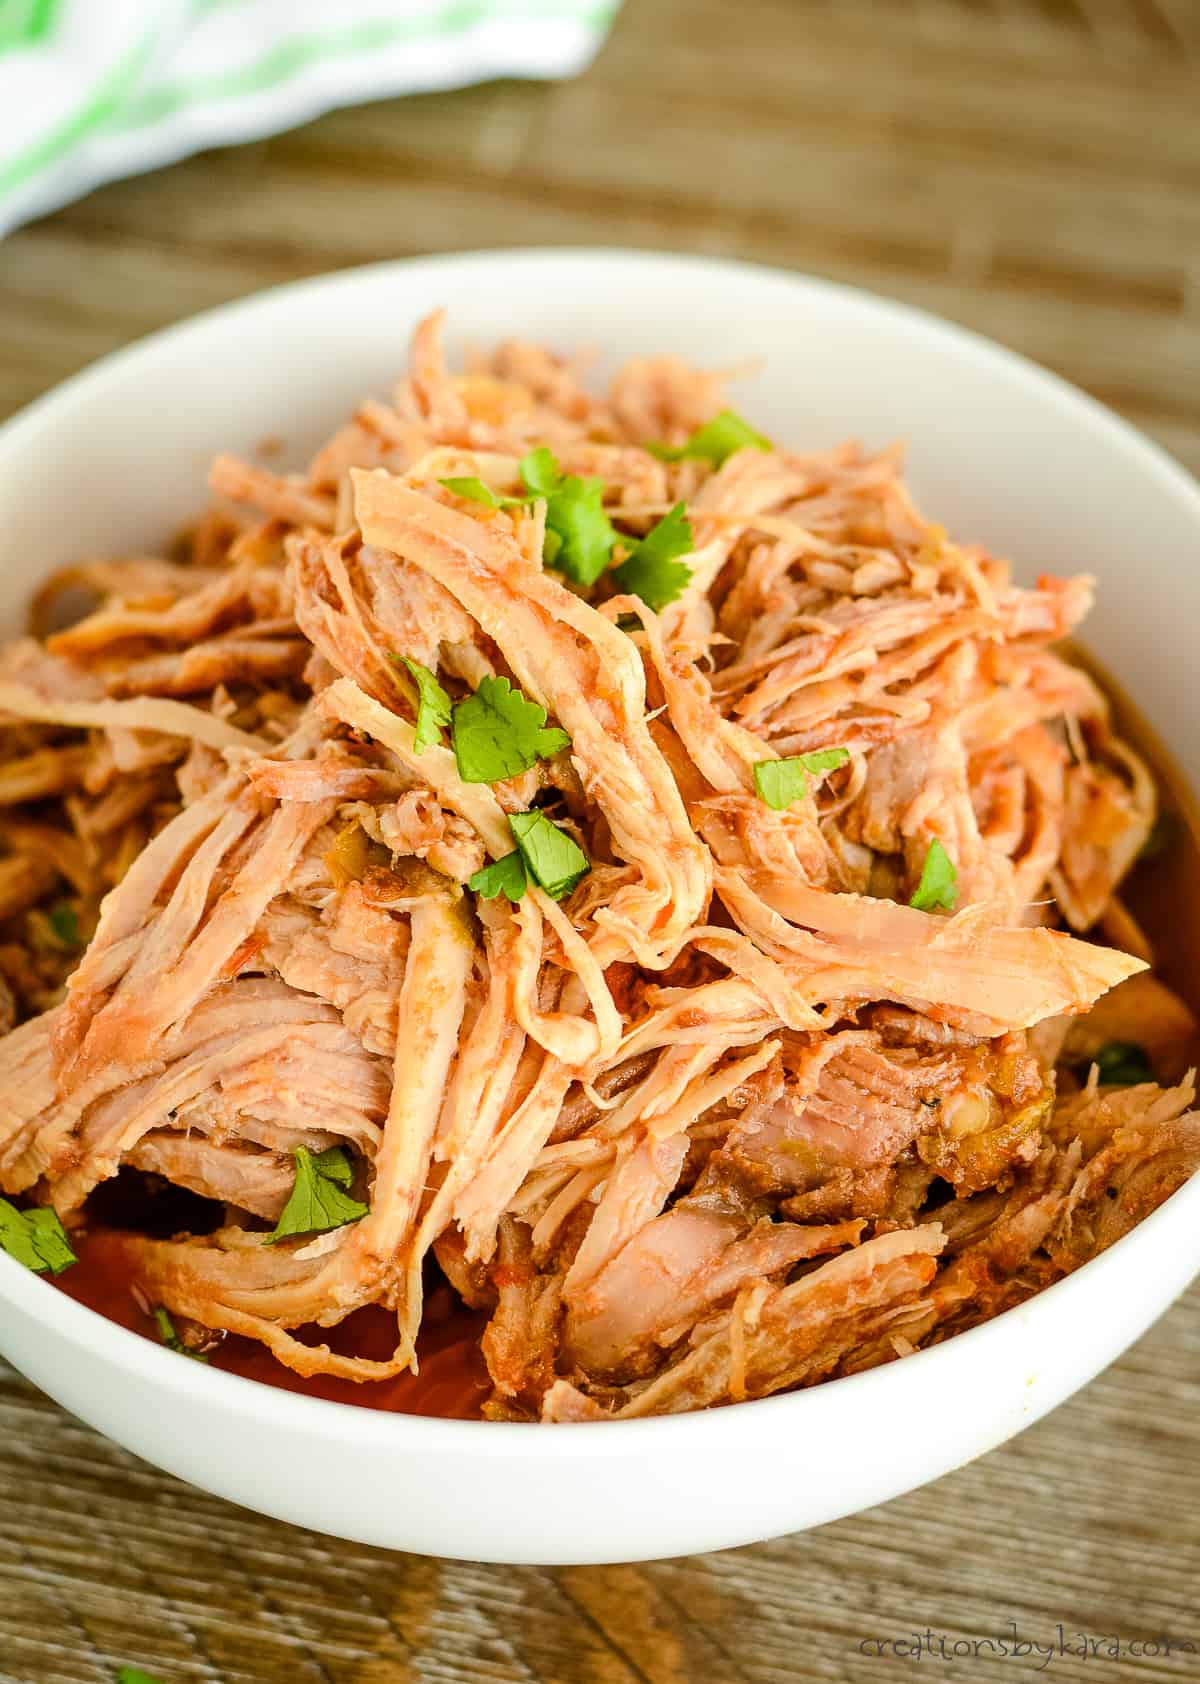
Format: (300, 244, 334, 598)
(0, 313, 1195, 1420)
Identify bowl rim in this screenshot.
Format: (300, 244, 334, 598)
(2, 244, 1199, 1454)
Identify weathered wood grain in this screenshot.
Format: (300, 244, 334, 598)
(0, 1, 1197, 1679)
(2, 1295, 1199, 1684)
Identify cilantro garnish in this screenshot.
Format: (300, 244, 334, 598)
(117, 1671, 165, 1684)
(519, 447, 560, 497)
(443, 447, 688, 595)
(647, 410, 771, 468)
(753, 760, 809, 811)
(545, 477, 616, 586)
(264, 1146, 368, 1245)
(0, 1197, 76, 1275)
(153, 1307, 209, 1363)
(1092, 1042, 1154, 1087)
(394, 654, 451, 753)
(439, 476, 525, 509)
(443, 447, 710, 597)
(798, 748, 852, 777)
(451, 675, 570, 785)
(610, 502, 694, 611)
(908, 839, 958, 912)
(752, 747, 850, 810)
(46, 901, 81, 950)
(509, 811, 590, 900)
(467, 850, 528, 903)
(519, 447, 617, 586)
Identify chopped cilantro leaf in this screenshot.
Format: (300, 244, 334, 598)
(611, 502, 694, 610)
(519, 446, 617, 586)
(647, 409, 771, 468)
(394, 655, 452, 753)
(117, 1671, 165, 1684)
(519, 446, 561, 498)
(311, 1145, 355, 1187)
(451, 675, 570, 784)
(153, 1307, 209, 1363)
(467, 850, 528, 902)
(753, 759, 811, 810)
(509, 811, 590, 900)
(439, 476, 525, 509)
(1093, 1042, 1154, 1087)
(909, 839, 958, 912)
(545, 475, 617, 586)
(264, 1146, 368, 1245)
(798, 747, 851, 777)
(21, 1209, 77, 1273)
(0, 1196, 76, 1275)
(753, 747, 851, 810)
(47, 901, 81, 949)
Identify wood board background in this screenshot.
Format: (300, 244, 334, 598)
(1, 2, 1198, 1680)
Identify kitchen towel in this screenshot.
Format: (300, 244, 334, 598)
(0, 0, 619, 235)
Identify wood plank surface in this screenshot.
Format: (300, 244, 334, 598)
(1, 2, 1198, 1679)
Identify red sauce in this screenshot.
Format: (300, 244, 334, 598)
(53, 1227, 492, 1419)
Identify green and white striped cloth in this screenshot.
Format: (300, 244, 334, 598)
(0, 0, 619, 235)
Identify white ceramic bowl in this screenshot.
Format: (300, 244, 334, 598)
(1, 250, 1198, 1565)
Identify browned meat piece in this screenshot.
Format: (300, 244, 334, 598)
(566, 1210, 864, 1382)
(481, 1219, 565, 1416)
(105, 636, 308, 698)
(209, 454, 336, 530)
(127, 1133, 294, 1219)
(567, 1227, 946, 1418)
(710, 1032, 1044, 1192)
(1051, 745, 1154, 931)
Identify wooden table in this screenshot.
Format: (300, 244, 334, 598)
(2, 3, 1198, 1680)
